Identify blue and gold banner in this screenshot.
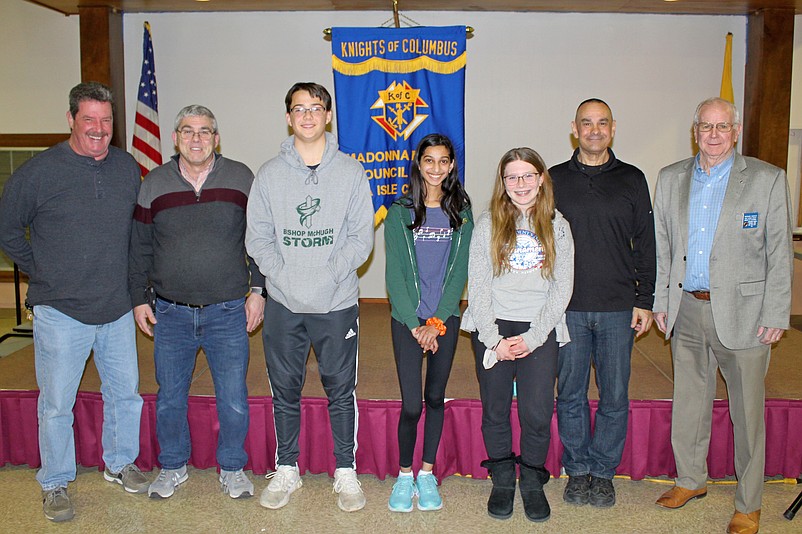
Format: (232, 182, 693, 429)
(331, 26, 466, 225)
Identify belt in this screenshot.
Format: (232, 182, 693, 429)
(686, 290, 711, 301)
(156, 294, 206, 308)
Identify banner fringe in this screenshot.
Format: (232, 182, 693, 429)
(333, 53, 466, 76)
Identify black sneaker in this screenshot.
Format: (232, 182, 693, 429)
(563, 474, 590, 505)
(588, 477, 615, 508)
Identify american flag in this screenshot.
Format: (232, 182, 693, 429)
(132, 21, 162, 177)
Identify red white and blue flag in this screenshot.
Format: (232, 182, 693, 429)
(132, 21, 162, 177)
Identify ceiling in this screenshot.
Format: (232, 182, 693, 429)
(24, 0, 802, 17)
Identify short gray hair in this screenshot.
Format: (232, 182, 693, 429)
(174, 104, 218, 132)
(693, 97, 740, 126)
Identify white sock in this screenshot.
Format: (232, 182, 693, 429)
(417, 469, 432, 478)
(398, 471, 413, 478)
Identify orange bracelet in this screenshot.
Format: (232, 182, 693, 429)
(425, 317, 447, 336)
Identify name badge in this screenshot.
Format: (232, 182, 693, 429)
(742, 212, 758, 229)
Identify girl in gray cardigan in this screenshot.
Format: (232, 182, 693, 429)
(462, 147, 574, 523)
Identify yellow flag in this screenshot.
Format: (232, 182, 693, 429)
(720, 32, 734, 103)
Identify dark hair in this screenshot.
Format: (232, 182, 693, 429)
(575, 98, 612, 119)
(406, 133, 471, 231)
(284, 82, 332, 112)
(69, 82, 114, 118)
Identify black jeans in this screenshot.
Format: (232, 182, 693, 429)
(473, 320, 558, 467)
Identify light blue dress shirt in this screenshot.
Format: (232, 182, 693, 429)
(683, 153, 734, 292)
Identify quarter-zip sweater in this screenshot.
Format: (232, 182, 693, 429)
(384, 198, 473, 331)
(129, 153, 264, 307)
(551, 148, 656, 312)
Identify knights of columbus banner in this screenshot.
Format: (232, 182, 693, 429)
(331, 26, 466, 225)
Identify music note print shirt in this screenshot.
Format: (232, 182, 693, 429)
(413, 207, 453, 319)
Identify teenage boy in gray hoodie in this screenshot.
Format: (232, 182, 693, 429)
(246, 82, 374, 513)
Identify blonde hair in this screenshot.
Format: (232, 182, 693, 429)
(489, 147, 556, 278)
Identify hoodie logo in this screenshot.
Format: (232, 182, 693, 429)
(296, 195, 321, 228)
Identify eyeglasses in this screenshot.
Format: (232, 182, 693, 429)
(290, 105, 327, 117)
(503, 172, 542, 186)
(696, 122, 736, 133)
(177, 128, 215, 141)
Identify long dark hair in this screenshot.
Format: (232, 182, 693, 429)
(405, 133, 471, 231)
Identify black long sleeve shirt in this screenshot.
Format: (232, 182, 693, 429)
(551, 148, 656, 312)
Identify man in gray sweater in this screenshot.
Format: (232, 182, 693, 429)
(0, 82, 148, 522)
(129, 105, 266, 501)
(246, 82, 373, 512)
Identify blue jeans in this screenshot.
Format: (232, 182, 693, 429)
(33, 306, 142, 491)
(556, 310, 634, 479)
(153, 297, 250, 471)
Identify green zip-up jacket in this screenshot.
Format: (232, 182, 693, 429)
(384, 198, 473, 331)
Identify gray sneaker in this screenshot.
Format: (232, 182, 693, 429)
(104, 464, 149, 494)
(333, 467, 366, 512)
(220, 469, 254, 499)
(148, 466, 189, 499)
(260, 464, 302, 509)
(42, 487, 74, 522)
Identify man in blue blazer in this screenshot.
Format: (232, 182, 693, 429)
(652, 97, 793, 534)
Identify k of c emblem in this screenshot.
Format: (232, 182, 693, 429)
(371, 81, 429, 140)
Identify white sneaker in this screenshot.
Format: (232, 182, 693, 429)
(260, 464, 302, 509)
(333, 467, 366, 512)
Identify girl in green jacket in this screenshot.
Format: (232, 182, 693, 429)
(384, 133, 473, 512)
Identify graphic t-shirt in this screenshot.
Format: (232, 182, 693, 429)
(413, 207, 452, 318)
(492, 226, 550, 322)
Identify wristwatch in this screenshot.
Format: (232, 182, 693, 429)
(250, 287, 267, 298)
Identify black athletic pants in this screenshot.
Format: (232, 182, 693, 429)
(391, 315, 459, 467)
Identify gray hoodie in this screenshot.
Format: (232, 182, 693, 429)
(246, 132, 374, 313)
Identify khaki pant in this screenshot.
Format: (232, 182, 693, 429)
(670, 291, 770, 513)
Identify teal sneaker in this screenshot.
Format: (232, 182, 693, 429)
(416, 472, 443, 511)
(388, 475, 416, 512)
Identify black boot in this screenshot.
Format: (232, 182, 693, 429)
(517, 456, 551, 522)
(480, 454, 517, 520)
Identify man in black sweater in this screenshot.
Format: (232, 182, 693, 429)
(550, 98, 656, 509)
(128, 105, 265, 501)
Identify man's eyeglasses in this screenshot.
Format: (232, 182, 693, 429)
(290, 105, 327, 117)
(503, 172, 542, 186)
(696, 122, 736, 133)
(177, 128, 215, 141)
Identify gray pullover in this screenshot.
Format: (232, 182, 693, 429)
(246, 133, 374, 313)
(0, 142, 140, 324)
(462, 209, 574, 352)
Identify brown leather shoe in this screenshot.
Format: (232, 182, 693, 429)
(727, 510, 760, 534)
(655, 486, 707, 509)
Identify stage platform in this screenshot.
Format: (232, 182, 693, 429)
(1, 302, 801, 481)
